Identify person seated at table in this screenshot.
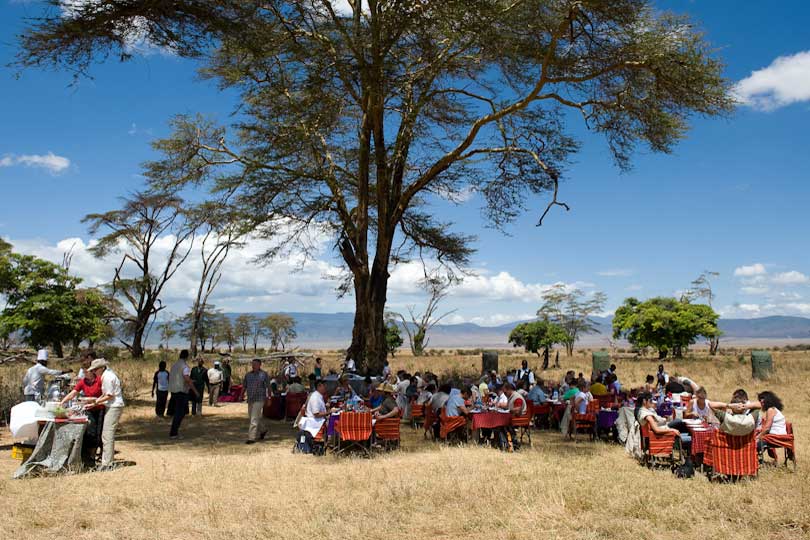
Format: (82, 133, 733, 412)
(738, 391, 788, 452)
(573, 381, 592, 415)
(332, 376, 357, 401)
(406, 376, 419, 401)
(417, 383, 434, 405)
(430, 383, 451, 414)
(707, 388, 760, 427)
(643, 375, 656, 395)
(527, 379, 547, 404)
(635, 391, 692, 462)
(368, 384, 384, 409)
(516, 380, 529, 398)
(60, 366, 105, 468)
(590, 379, 608, 396)
(298, 380, 331, 439)
(374, 384, 401, 420)
(560, 371, 576, 394)
(493, 383, 508, 409)
(502, 383, 527, 450)
(287, 376, 307, 394)
(684, 387, 715, 424)
(446, 387, 471, 417)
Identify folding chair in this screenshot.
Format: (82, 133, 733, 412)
(336, 412, 373, 457)
(759, 422, 796, 471)
(706, 430, 758, 481)
(312, 422, 327, 456)
(531, 402, 551, 429)
(511, 408, 532, 447)
(374, 414, 402, 451)
(439, 407, 467, 443)
(597, 394, 614, 409)
(410, 402, 425, 429)
(640, 424, 679, 468)
(572, 400, 600, 441)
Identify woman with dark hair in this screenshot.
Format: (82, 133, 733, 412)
(756, 391, 787, 436)
(634, 391, 693, 459)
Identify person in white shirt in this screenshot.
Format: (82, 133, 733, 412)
(151, 361, 170, 417)
(494, 384, 509, 409)
(168, 350, 197, 439)
(343, 357, 357, 374)
(22, 349, 71, 401)
(299, 381, 330, 437)
(516, 360, 536, 386)
(207, 361, 223, 407)
(87, 358, 125, 470)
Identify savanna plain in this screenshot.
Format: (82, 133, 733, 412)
(1, 350, 807, 540)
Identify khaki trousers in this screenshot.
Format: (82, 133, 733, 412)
(208, 383, 221, 406)
(248, 400, 267, 441)
(101, 406, 123, 467)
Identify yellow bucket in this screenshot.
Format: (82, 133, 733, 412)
(11, 444, 34, 461)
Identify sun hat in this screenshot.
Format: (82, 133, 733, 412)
(88, 358, 109, 371)
(378, 383, 396, 394)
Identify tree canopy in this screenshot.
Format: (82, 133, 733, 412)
(612, 296, 720, 358)
(508, 319, 570, 356)
(17, 0, 733, 371)
(538, 284, 606, 355)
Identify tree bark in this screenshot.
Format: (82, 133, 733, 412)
(346, 260, 390, 375)
(542, 346, 549, 370)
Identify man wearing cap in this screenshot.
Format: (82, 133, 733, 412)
(87, 358, 125, 469)
(373, 384, 401, 420)
(207, 361, 223, 407)
(22, 349, 71, 401)
(244, 358, 270, 444)
(169, 350, 198, 439)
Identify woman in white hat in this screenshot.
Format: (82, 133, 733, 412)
(86, 358, 125, 470)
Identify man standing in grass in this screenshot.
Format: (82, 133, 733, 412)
(190, 357, 208, 416)
(244, 359, 270, 444)
(207, 361, 223, 407)
(169, 350, 197, 439)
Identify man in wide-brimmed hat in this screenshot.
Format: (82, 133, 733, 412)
(87, 358, 125, 470)
(373, 383, 401, 420)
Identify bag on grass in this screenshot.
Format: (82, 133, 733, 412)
(720, 412, 755, 436)
(293, 430, 314, 454)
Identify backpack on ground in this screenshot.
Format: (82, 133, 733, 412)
(293, 430, 314, 454)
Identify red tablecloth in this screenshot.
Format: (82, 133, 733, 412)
(471, 411, 512, 430)
(688, 426, 714, 456)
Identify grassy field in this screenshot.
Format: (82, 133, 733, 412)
(0, 350, 808, 540)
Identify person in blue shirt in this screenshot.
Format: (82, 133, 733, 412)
(445, 387, 471, 417)
(368, 385, 384, 409)
(527, 381, 547, 404)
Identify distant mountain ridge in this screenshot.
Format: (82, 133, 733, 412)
(193, 313, 810, 348)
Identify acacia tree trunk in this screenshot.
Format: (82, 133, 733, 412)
(709, 337, 720, 356)
(346, 248, 391, 375)
(130, 322, 146, 358)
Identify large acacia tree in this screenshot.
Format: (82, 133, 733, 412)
(17, 0, 733, 372)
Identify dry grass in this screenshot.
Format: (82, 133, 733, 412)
(1, 350, 809, 540)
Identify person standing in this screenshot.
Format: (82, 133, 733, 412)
(59, 365, 104, 468)
(151, 360, 170, 417)
(190, 358, 208, 416)
(169, 350, 197, 439)
(22, 349, 71, 401)
(313, 357, 323, 380)
(207, 361, 223, 407)
(87, 359, 125, 470)
(76, 349, 96, 381)
(221, 358, 232, 395)
(244, 359, 270, 444)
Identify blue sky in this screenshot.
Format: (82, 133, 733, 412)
(1, 1, 809, 326)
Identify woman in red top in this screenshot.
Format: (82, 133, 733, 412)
(60, 370, 105, 468)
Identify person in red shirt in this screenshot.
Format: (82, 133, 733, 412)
(60, 369, 105, 468)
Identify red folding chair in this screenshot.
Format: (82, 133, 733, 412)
(410, 402, 425, 429)
(597, 394, 614, 409)
(374, 414, 402, 451)
(640, 423, 679, 468)
(760, 422, 796, 471)
(336, 412, 373, 457)
(439, 407, 467, 442)
(424, 405, 437, 440)
(572, 400, 600, 441)
(531, 402, 551, 429)
(706, 430, 758, 480)
(512, 407, 532, 447)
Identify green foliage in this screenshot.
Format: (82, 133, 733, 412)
(234, 314, 256, 352)
(0, 245, 117, 356)
(538, 285, 606, 355)
(385, 322, 403, 358)
(262, 313, 297, 351)
(508, 320, 570, 356)
(612, 297, 720, 358)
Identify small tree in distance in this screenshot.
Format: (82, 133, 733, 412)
(508, 320, 570, 369)
(538, 285, 606, 356)
(385, 320, 403, 358)
(396, 274, 456, 357)
(263, 313, 297, 351)
(234, 314, 255, 353)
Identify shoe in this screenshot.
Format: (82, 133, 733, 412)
(169, 434, 183, 440)
(245, 440, 256, 445)
(259, 431, 267, 440)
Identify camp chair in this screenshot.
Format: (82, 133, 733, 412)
(410, 402, 425, 429)
(705, 430, 758, 481)
(759, 422, 796, 471)
(336, 412, 373, 457)
(640, 424, 679, 468)
(285, 392, 308, 420)
(424, 405, 437, 441)
(597, 394, 614, 409)
(512, 406, 532, 448)
(374, 414, 402, 451)
(439, 407, 467, 443)
(311, 422, 327, 456)
(572, 400, 600, 441)
(531, 402, 551, 429)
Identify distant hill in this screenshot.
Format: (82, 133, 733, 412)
(167, 312, 810, 349)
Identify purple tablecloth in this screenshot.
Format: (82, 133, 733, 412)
(327, 414, 340, 437)
(597, 410, 619, 429)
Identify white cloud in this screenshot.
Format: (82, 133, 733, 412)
(741, 286, 770, 295)
(597, 269, 634, 277)
(734, 50, 810, 111)
(0, 152, 71, 174)
(734, 263, 767, 277)
(771, 271, 809, 285)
